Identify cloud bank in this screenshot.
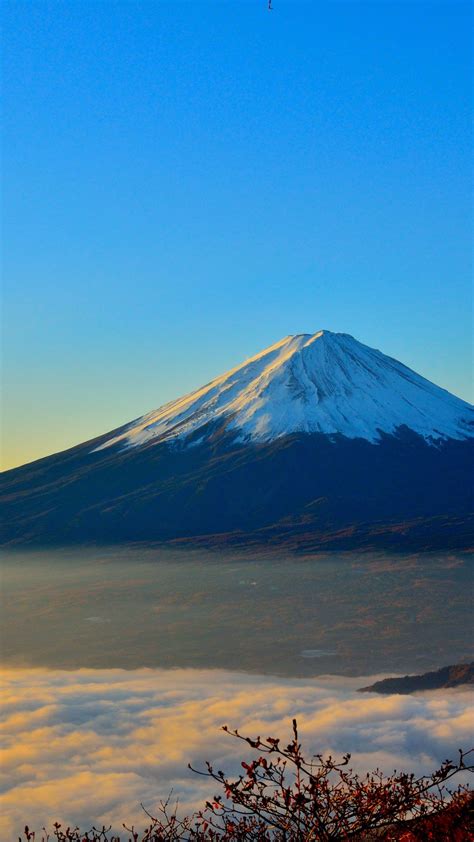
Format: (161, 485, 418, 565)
(1, 668, 472, 838)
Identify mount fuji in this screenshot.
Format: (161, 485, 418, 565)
(2, 331, 473, 550)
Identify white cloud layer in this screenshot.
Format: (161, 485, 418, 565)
(1, 668, 472, 838)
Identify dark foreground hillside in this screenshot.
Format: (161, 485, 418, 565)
(360, 662, 474, 695)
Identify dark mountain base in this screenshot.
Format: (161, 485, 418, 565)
(163, 513, 474, 554)
(1, 428, 473, 549)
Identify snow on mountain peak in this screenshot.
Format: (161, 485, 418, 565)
(94, 331, 474, 453)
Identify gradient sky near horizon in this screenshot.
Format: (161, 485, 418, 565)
(2, 0, 472, 470)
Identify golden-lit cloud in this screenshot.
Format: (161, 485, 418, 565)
(1, 668, 472, 838)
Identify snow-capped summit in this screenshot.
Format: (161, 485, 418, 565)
(95, 330, 473, 452)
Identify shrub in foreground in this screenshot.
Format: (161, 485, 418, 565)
(21, 720, 473, 841)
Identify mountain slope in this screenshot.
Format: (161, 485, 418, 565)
(1, 332, 473, 550)
(94, 331, 473, 451)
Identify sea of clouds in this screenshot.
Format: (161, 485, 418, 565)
(1, 668, 472, 838)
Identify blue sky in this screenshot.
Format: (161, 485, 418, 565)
(3, 0, 472, 469)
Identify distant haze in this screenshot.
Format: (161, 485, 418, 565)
(2, 548, 472, 674)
